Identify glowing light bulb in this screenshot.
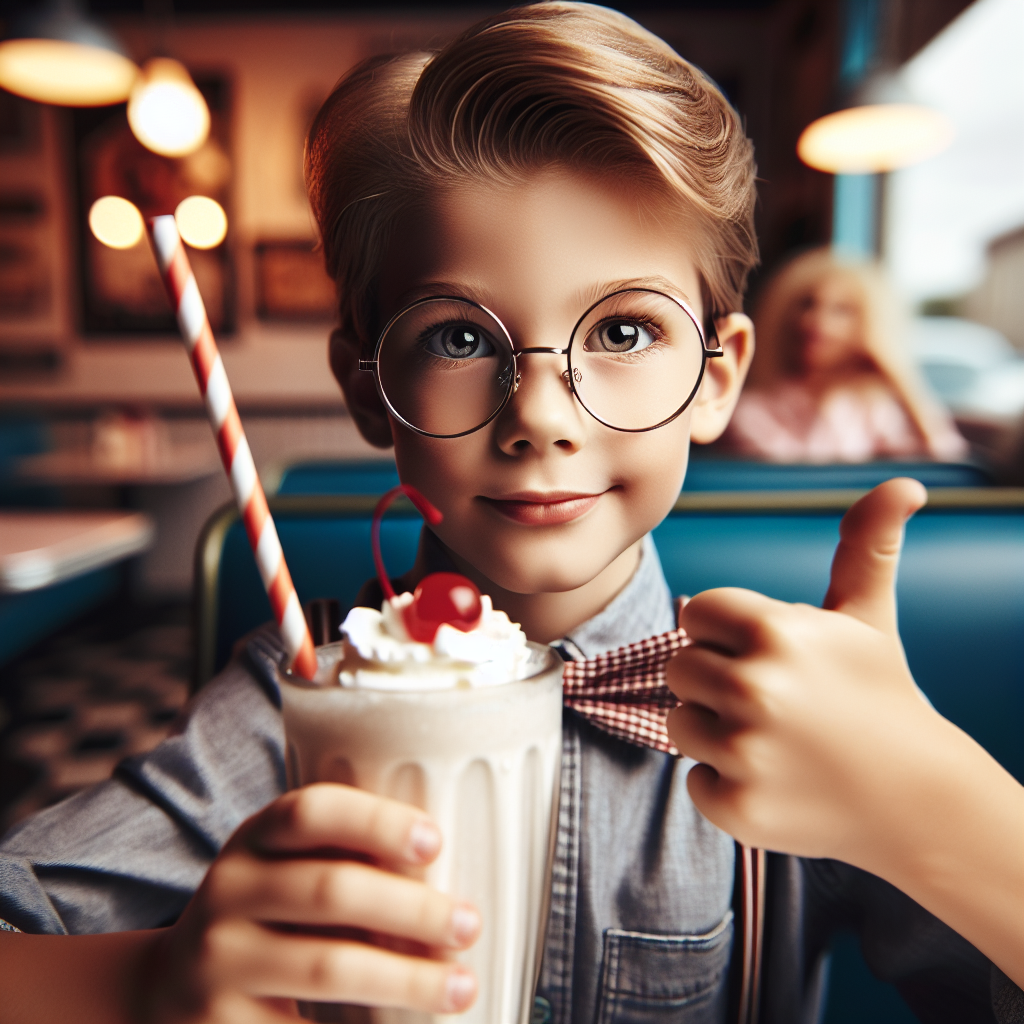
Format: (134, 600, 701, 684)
(128, 58, 210, 158)
(175, 195, 227, 249)
(89, 195, 144, 249)
(0, 39, 137, 107)
(797, 104, 953, 174)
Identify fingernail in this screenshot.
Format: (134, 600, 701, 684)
(443, 968, 477, 1012)
(450, 904, 481, 945)
(408, 820, 441, 862)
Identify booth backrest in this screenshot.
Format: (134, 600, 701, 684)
(195, 487, 1024, 782)
(272, 458, 992, 497)
(0, 414, 57, 508)
(273, 460, 400, 496)
(680, 458, 992, 490)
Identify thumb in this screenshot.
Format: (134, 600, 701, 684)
(823, 477, 927, 635)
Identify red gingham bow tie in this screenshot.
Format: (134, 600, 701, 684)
(561, 626, 691, 755)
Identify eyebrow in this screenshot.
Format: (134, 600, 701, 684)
(394, 281, 498, 309)
(572, 275, 694, 310)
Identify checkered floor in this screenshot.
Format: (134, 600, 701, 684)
(0, 601, 192, 831)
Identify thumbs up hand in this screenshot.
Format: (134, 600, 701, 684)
(666, 477, 936, 866)
(666, 477, 1024, 987)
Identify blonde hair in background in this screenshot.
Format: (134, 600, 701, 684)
(305, 1, 758, 349)
(748, 246, 954, 450)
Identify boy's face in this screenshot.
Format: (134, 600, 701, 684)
(338, 166, 751, 626)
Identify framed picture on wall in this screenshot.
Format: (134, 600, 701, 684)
(0, 93, 57, 349)
(255, 240, 335, 321)
(0, 194, 50, 323)
(74, 73, 235, 336)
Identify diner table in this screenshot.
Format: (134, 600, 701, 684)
(1, 511, 155, 594)
(0, 510, 155, 666)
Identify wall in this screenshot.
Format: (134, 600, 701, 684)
(1, 12, 484, 408)
(112, 12, 484, 322)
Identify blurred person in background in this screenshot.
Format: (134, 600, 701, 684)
(721, 247, 968, 462)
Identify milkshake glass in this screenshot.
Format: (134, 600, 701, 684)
(279, 637, 563, 1024)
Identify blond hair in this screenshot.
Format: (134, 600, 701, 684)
(305, 2, 758, 347)
(748, 247, 953, 448)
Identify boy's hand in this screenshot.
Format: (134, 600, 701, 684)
(142, 783, 480, 1023)
(665, 478, 940, 866)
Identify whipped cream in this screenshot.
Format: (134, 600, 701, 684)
(336, 592, 534, 689)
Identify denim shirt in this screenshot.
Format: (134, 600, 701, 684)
(539, 535, 736, 1024)
(0, 535, 1011, 1023)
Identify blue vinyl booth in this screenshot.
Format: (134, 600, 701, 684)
(0, 413, 54, 508)
(196, 470, 1022, 1024)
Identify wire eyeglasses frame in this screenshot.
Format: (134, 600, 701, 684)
(358, 287, 724, 439)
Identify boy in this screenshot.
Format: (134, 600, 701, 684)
(1, 5, 1021, 1022)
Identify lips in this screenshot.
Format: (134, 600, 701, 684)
(479, 491, 604, 526)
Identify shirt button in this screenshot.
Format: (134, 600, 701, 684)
(532, 995, 552, 1023)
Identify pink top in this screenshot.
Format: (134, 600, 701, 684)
(724, 381, 967, 463)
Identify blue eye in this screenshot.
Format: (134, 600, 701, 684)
(424, 324, 496, 360)
(587, 320, 656, 354)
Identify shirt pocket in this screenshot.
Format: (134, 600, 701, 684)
(594, 910, 733, 1024)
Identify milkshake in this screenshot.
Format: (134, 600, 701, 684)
(279, 591, 563, 1024)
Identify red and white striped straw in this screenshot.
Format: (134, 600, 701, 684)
(148, 215, 317, 681)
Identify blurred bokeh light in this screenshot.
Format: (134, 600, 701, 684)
(127, 58, 210, 158)
(88, 195, 144, 249)
(175, 196, 228, 249)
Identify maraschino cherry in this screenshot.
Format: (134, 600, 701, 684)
(372, 484, 483, 643)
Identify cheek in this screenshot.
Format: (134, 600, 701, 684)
(836, 311, 862, 345)
(390, 428, 486, 509)
(605, 416, 691, 511)
(389, 414, 690, 594)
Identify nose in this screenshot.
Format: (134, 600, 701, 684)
(493, 350, 588, 456)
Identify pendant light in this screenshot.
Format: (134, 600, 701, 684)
(0, 1, 137, 107)
(798, 72, 954, 174)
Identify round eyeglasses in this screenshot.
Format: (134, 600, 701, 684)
(358, 288, 723, 438)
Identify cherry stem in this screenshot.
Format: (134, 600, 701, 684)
(371, 484, 444, 602)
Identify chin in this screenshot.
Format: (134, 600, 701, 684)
(442, 525, 631, 596)
(485, 557, 611, 596)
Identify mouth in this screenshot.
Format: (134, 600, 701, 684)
(478, 490, 605, 526)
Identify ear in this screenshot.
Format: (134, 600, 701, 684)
(329, 328, 395, 449)
(689, 312, 755, 444)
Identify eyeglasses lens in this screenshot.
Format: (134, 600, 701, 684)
(569, 290, 705, 430)
(377, 298, 515, 437)
(377, 290, 705, 435)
